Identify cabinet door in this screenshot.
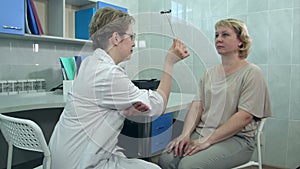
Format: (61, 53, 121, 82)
(75, 8, 96, 40)
(151, 112, 173, 154)
(75, 2, 128, 40)
(0, 0, 24, 35)
(151, 112, 172, 136)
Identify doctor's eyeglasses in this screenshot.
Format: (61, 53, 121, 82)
(120, 32, 136, 41)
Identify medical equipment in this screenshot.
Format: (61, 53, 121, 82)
(160, 9, 175, 37)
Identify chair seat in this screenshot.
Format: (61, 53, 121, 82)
(232, 161, 259, 169)
(33, 165, 43, 169)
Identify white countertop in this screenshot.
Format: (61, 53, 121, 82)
(0, 92, 194, 114)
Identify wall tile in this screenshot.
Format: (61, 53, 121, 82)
(210, 0, 227, 17)
(268, 65, 291, 119)
(9, 39, 34, 65)
(199, 18, 215, 45)
(0, 37, 85, 90)
(247, 12, 269, 64)
(293, 8, 300, 64)
(172, 62, 198, 93)
(228, 15, 247, 23)
(136, 65, 162, 80)
(0, 38, 12, 65)
(269, 0, 293, 10)
(189, 0, 211, 19)
(294, 0, 300, 7)
(192, 51, 206, 82)
(256, 64, 269, 81)
(248, 0, 269, 12)
(287, 120, 300, 169)
(124, 64, 139, 79)
(268, 9, 293, 64)
(103, 0, 136, 13)
(138, 0, 164, 13)
(290, 65, 300, 120)
(0, 64, 61, 91)
(264, 118, 288, 167)
(228, 0, 248, 16)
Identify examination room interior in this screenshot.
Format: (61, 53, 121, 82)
(0, 0, 299, 169)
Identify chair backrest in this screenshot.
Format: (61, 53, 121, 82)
(256, 118, 266, 146)
(0, 114, 51, 168)
(257, 118, 266, 134)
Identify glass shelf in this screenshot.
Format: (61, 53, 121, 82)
(0, 33, 92, 45)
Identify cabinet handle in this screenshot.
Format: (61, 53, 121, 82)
(156, 126, 165, 130)
(2, 25, 22, 30)
(155, 141, 164, 146)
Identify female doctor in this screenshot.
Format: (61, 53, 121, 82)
(48, 7, 190, 169)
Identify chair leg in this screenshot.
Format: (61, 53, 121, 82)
(257, 135, 262, 169)
(45, 156, 51, 169)
(7, 143, 13, 169)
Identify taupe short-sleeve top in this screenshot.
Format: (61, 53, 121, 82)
(195, 63, 272, 137)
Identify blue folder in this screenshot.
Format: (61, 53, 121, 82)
(27, 0, 39, 34)
(74, 56, 87, 75)
(75, 8, 96, 40)
(97, 1, 128, 12)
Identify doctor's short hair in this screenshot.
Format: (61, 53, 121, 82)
(89, 7, 135, 50)
(215, 18, 252, 59)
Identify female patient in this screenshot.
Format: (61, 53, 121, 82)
(48, 7, 189, 169)
(158, 18, 272, 169)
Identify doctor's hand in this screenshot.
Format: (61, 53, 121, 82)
(166, 134, 191, 157)
(183, 137, 212, 156)
(122, 101, 150, 116)
(166, 38, 190, 64)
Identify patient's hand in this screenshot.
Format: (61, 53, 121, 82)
(166, 134, 191, 157)
(183, 137, 212, 156)
(122, 102, 150, 116)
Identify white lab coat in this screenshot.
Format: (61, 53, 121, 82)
(48, 49, 163, 169)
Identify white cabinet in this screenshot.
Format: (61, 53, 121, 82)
(0, 0, 127, 44)
(48, 0, 66, 37)
(47, 0, 96, 38)
(0, 0, 95, 44)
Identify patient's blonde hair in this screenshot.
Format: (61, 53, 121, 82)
(215, 18, 252, 59)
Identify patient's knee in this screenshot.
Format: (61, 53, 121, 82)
(158, 151, 179, 169)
